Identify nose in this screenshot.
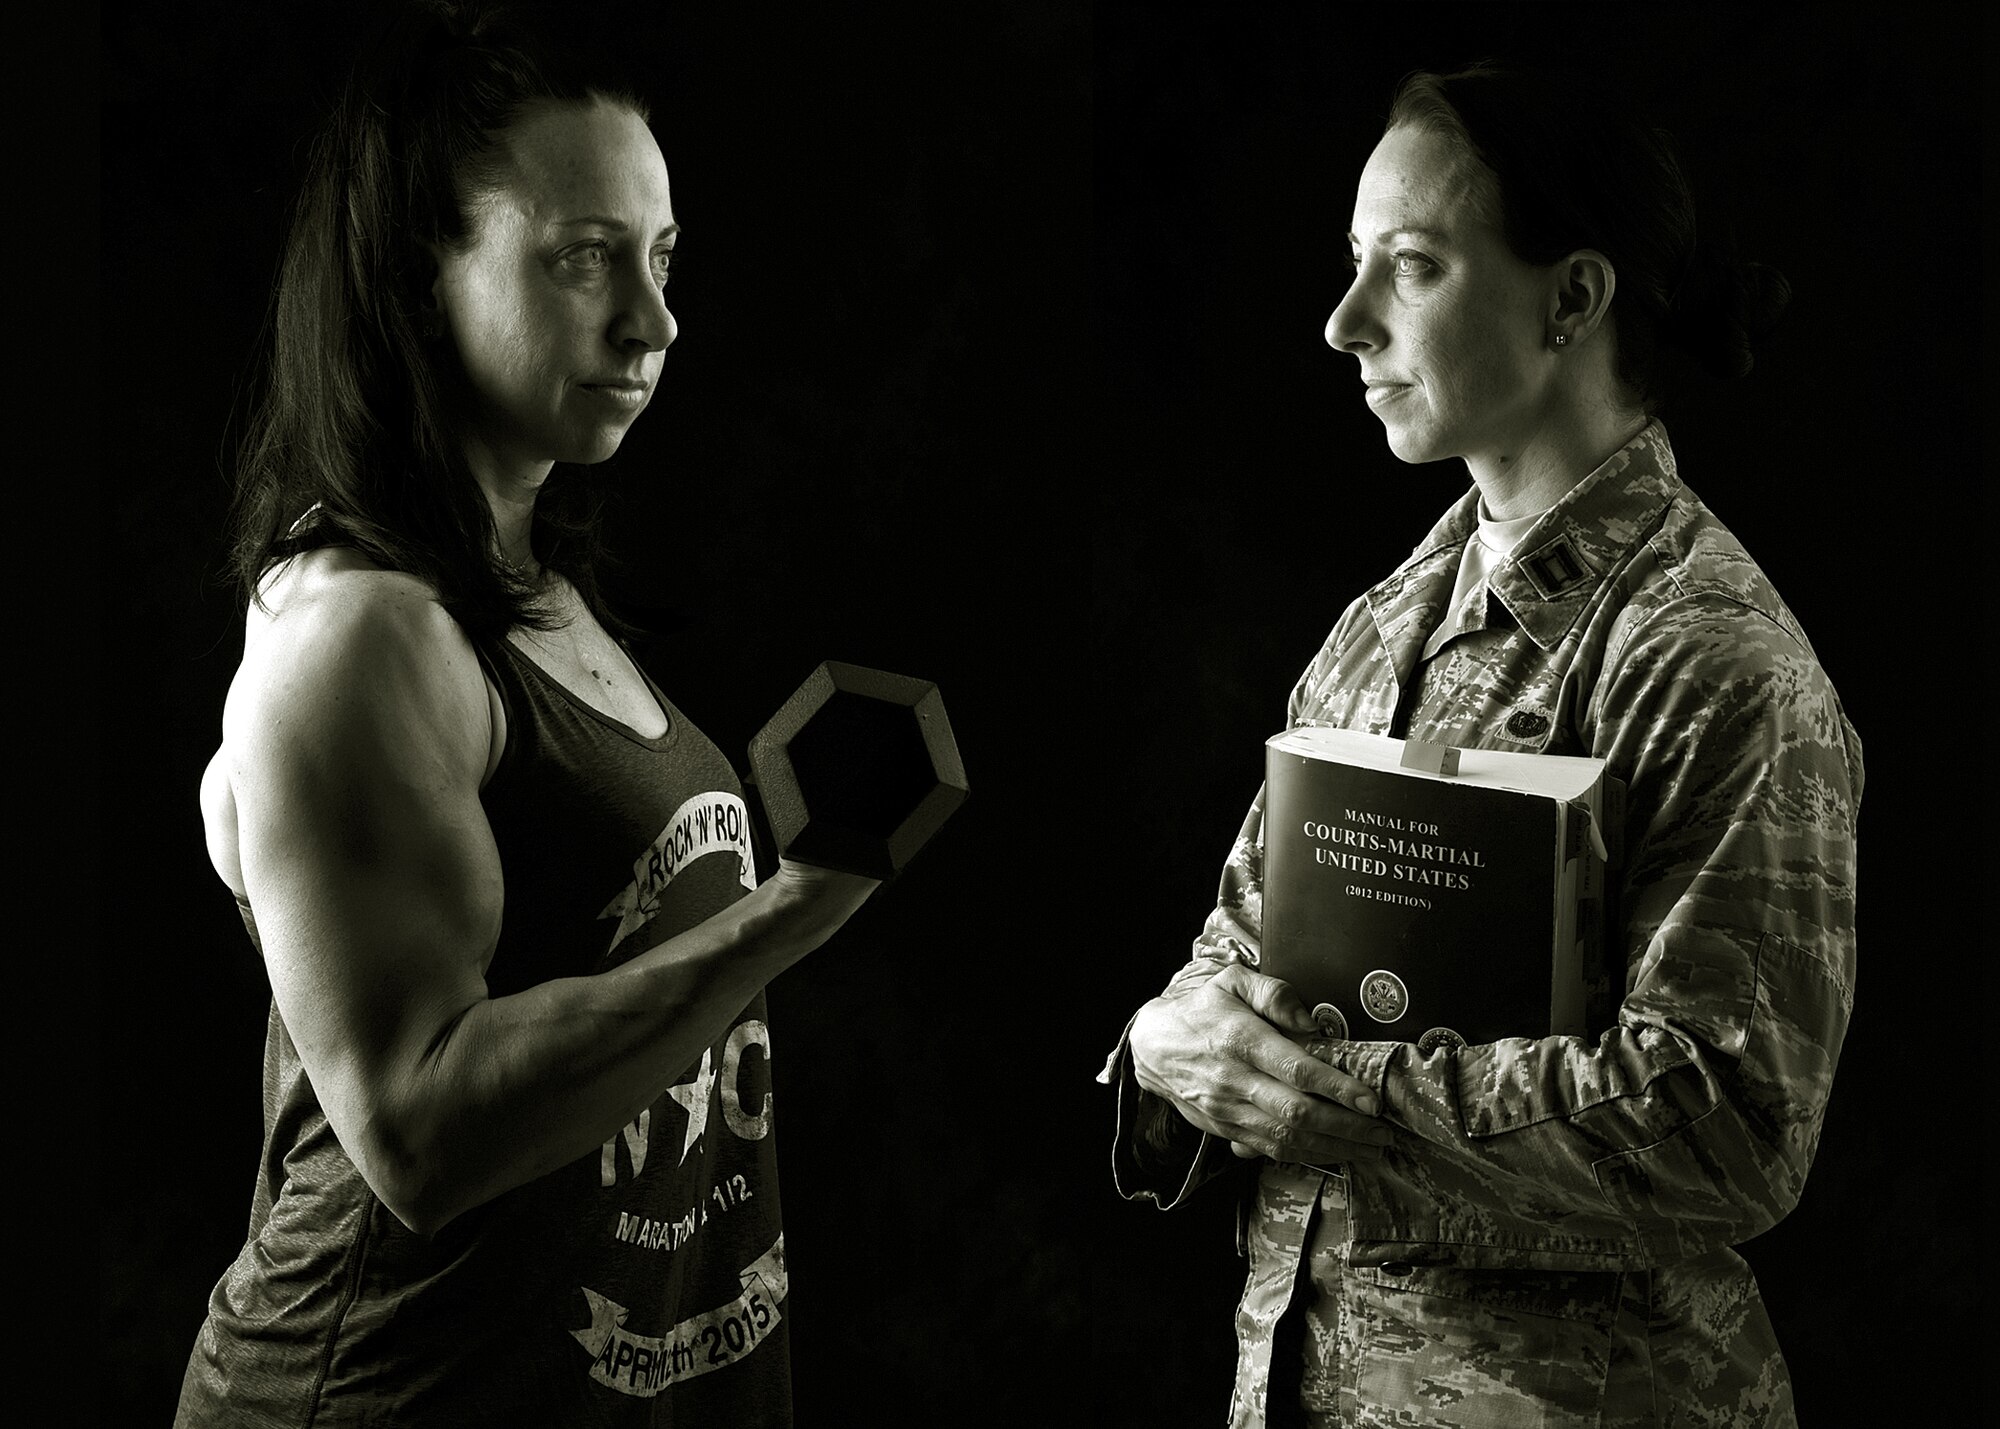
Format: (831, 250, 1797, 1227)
(612, 269, 676, 355)
(1325, 274, 1379, 356)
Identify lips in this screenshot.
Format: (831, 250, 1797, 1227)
(579, 380, 651, 411)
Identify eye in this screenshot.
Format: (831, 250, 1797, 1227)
(1343, 250, 1433, 279)
(563, 240, 612, 273)
(651, 246, 677, 287)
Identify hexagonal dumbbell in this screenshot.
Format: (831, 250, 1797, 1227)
(747, 662, 968, 880)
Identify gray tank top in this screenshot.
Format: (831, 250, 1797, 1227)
(178, 635, 793, 1426)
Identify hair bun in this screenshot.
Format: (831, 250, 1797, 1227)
(1668, 247, 1791, 381)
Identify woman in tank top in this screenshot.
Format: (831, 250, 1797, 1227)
(180, 6, 876, 1424)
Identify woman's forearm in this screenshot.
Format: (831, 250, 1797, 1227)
(363, 871, 867, 1235)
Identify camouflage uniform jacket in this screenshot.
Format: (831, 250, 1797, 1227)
(1102, 422, 1863, 1426)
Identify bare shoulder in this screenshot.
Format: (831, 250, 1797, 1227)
(226, 548, 490, 783)
(202, 549, 502, 899)
(247, 545, 452, 644)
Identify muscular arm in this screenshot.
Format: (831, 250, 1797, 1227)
(228, 572, 870, 1236)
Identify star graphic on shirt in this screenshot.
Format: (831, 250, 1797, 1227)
(665, 1048, 715, 1164)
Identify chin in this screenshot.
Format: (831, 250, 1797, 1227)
(1381, 424, 1443, 467)
(564, 427, 633, 466)
(1378, 405, 1468, 467)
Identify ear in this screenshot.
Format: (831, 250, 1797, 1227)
(417, 240, 448, 315)
(414, 241, 453, 340)
(1550, 249, 1616, 344)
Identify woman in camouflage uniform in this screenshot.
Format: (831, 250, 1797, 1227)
(1107, 65, 1861, 1429)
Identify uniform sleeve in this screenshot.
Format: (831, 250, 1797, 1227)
(1317, 599, 1862, 1267)
(1101, 608, 1370, 1208)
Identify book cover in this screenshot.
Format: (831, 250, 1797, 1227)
(1260, 727, 1615, 1050)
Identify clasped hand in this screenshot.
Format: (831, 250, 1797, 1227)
(1129, 964, 1391, 1164)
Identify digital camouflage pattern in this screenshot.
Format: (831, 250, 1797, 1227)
(1103, 423, 1862, 1426)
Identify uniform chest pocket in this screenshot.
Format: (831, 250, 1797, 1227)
(1345, 1264, 1620, 1426)
(1411, 631, 1572, 755)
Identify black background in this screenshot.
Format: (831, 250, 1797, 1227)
(95, 3, 1982, 1425)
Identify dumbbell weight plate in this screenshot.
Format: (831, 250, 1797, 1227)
(747, 662, 968, 880)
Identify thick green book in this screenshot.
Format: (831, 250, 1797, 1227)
(1260, 728, 1620, 1050)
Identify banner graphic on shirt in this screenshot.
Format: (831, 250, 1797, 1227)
(599, 791, 756, 949)
(571, 1234, 788, 1398)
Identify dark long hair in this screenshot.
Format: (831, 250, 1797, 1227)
(228, 0, 650, 640)
(1387, 64, 1790, 414)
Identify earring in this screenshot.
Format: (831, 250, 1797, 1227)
(1554, 333, 1568, 347)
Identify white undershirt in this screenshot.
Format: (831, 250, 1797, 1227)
(1418, 503, 1546, 661)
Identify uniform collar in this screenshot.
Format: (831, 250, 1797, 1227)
(1365, 421, 1681, 670)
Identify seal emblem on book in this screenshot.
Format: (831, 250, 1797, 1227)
(1359, 970, 1409, 1023)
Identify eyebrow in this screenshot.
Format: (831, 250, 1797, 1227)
(1347, 226, 1451, 247)
(555, 216, 680, 241)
